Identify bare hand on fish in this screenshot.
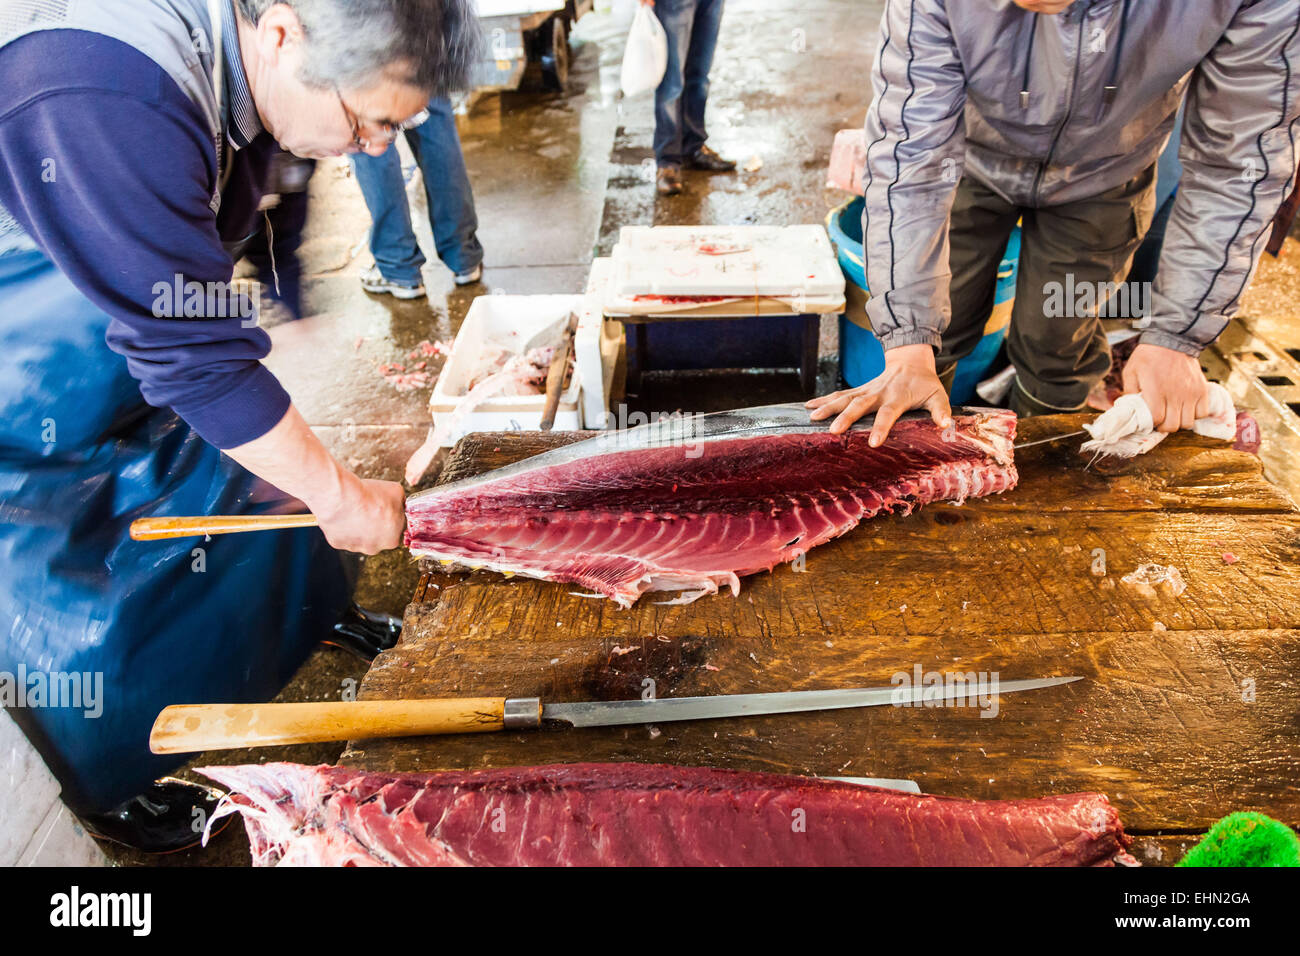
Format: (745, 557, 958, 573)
(806, 344, 953, 446)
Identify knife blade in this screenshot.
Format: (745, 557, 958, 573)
(827, 776, 923, 794)
(1013, 429, 1087, 450)
(541, 676, 1081, 727)
(149, 676, 1083, 753)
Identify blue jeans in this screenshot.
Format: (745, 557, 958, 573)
(653, 0, 726, 168)
(350, 97, 483, 282)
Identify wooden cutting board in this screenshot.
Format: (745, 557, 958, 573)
(341, 413, 1300, 845)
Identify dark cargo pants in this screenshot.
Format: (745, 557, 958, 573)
(940, 167, 1156, 415)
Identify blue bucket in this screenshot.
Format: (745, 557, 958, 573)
(826, 197, 1020, 404)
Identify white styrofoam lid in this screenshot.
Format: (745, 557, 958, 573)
(610, 225, 844, 299)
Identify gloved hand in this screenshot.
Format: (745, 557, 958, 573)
(1081, 382, 1236, 458)
(1121, 343, 1212, 433)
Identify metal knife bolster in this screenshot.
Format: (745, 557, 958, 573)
(503, 697, 543, 729)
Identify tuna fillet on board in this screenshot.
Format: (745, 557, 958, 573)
(404, 404, 1019, 607)
(198, 762, 1133, 867)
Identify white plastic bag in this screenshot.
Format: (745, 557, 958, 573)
(620, 3, 668, 97)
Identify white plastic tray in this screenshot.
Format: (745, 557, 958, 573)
(430, 294, 584, 446)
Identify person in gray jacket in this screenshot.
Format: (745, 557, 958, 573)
(808, 0, 1300, 445)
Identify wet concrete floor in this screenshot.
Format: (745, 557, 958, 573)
(103, 0, 1300, 864)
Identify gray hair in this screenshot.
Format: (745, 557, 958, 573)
(234, 0, 481, 95)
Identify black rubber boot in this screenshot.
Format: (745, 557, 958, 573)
(322, 603, 402, 662)
(79, 777, 228, 854)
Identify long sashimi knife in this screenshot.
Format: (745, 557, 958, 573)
(149, 676, 1082, 754)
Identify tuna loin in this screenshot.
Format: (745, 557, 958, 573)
(404, 404, 1018, 607)
(198, 762, 1132, 867)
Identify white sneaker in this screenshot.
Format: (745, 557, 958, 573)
(361, 266, 426, 299)
(453, 263, 483, 286)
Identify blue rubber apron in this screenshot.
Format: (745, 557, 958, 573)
(0, 245, 354, 815)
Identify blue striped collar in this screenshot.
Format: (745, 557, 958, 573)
(219, 0, 263, 150)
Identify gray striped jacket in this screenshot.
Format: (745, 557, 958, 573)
(862, 0, 1300, 357)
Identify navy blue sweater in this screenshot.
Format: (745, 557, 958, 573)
(0, 30, 290, 449)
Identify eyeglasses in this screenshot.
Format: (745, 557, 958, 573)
(335, 87, 430, 150)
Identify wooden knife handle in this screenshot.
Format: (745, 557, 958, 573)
(149, 698, 531, 754)
(539, 312, 578, 432)
(130, 514, 319, 540)
(539, 352, 568, 431)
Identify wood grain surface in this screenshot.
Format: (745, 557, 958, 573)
(342, 414, 1300, 845)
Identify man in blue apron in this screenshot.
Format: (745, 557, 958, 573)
(0, 0, 477, 852)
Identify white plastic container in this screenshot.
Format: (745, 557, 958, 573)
(430, 294, 585, 446)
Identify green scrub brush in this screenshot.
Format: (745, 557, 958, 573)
(1178, 812, 1300, 867)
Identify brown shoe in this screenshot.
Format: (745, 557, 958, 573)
(685, 145, 737, 172)
(656, 166, 684, 196)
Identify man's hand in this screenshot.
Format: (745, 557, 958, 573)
(1121, 343, 1211, 433)
(805, 343, 952, 446)
(311, 474, 407, 555)
(224, 404, 406, 555)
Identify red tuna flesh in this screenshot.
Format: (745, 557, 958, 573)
(199, 761, 1132, 867)
(404, 408, 1018, 607)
